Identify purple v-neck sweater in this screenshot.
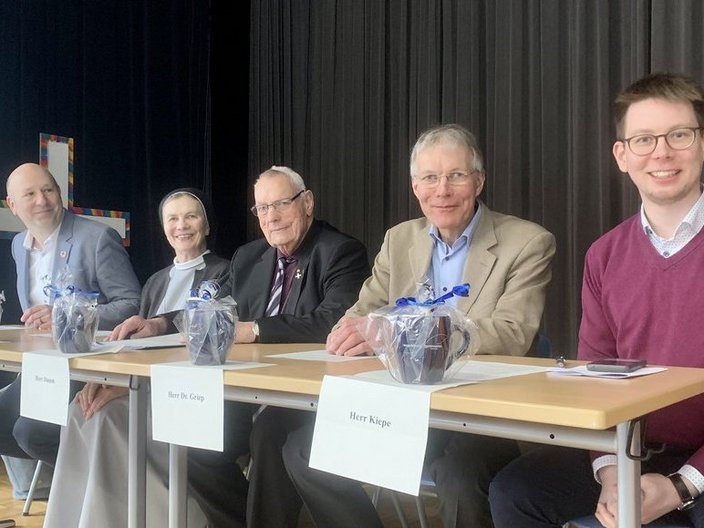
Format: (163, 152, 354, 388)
(579, 214, 704, 470)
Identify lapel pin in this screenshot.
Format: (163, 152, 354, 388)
(295, 269, 303, 280)
(60, 250, 67, 258)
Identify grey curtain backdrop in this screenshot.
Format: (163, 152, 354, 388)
(248, 0, 704, 355)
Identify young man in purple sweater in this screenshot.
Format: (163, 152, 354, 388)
(489, 73, 704, 527)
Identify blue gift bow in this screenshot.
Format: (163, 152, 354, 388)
(395, 283, 470, 307)
(43, 284, 99, 300)
(189, 280, 221, 302)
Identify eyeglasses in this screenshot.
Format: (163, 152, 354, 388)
(250, 189, 305, 217)
(414, 170, 480, 187)
(621, 127, 703, 156)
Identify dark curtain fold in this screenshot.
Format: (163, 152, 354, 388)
(0, 1, 213, 323)
(249, 0, 704, 354)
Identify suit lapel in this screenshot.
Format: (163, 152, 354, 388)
(408, 223, 433, 289)
(52, 211, 73, 281)
(457, 209, 497, 314)
(284, 253, 307, 314)
(250, 247, 277, 317)
(16, 240, 30, 309)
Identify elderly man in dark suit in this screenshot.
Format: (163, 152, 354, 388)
(0, 162, 141, 468)
(225, 166, 371, 343)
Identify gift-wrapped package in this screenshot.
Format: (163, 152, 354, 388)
(50, 288, 100, 354)
(361, 284, 480, 384)
(179, 283, 237, 366)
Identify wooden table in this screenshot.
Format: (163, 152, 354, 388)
(2, 328, 704, 528)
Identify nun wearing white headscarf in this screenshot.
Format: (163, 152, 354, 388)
(43, 188, 248, 528)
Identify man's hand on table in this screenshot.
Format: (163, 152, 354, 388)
(20, 304, 52, 331)
(107, 315, 168, 341)
(326, 317, 373, 356)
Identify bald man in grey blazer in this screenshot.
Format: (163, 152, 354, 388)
(278, 124, 556, 528)
(1, 162, 140, 468)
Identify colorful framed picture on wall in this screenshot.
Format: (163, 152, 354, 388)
(0, 134, 131, 245)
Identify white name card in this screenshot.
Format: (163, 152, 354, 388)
(20, 351, 70, 426)
(309, 375, 430, 495)
(150, 364, 224, 451)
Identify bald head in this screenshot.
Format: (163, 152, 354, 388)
(6, 163, 64, 241)
(6, 163, 59, 196)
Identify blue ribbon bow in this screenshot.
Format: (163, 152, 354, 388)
(189, 280, 221, 302)
(43, 284, 98, 300)
(395, 283, 470, 307)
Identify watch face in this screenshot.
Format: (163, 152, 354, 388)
(679, 498, 697, 511)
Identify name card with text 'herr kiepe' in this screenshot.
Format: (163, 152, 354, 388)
(151, 364, 224, 452)
(20, 351, 70, 426)
(309, 375, 430, 496)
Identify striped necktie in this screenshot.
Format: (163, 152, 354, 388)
(265, 257, 288, 316)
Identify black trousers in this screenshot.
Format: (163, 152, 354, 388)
(489, 445, 704, 528)
(246, 406, 315, 528)
(283, 424, 520, 528)
(0, 375, 82, 466)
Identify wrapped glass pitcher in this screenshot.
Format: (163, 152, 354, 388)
(362, 284, 480, 384)
(49, 287, 100, 354)
(177, 281, 237, 366)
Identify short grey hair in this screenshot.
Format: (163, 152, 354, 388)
(256, 166, 306, 192)
(410, 124, 485, 177)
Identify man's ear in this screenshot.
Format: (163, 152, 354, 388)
(5, 195, 17, 216)
(612, 141, 628, 173)
(473, 171, 486, 197)
(304, 190, 315, 216)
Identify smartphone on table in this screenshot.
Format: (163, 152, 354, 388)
(586, 358, 646, 373)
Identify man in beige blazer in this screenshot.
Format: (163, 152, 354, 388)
(251, 124, 556, 528)
(338, 209, 554, 357)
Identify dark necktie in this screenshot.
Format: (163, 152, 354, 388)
(265, 257, 288, 316)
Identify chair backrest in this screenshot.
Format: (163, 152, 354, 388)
(529, 333, 552, 358)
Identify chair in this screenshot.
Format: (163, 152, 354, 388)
(370, 486, 411, 528)
(21, 460, 44, 516)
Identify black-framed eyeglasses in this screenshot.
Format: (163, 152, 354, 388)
(620, 127, 703, 156)
(414, 170, 481, 187)
(250, 189, 306, 217)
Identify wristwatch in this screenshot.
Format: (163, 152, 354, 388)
(252, 320, 260, 342)
(667, 473, 698, 511)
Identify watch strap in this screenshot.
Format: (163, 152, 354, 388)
(668, 473, 697, 511)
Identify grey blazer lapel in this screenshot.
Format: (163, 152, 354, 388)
(52, 211, 73, 280)
(15, 239, 30, 309)
(458, 210, 497, 314)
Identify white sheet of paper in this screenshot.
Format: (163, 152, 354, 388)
(268, 350, 377, 362)
(99, 333, 185, 350)
(20, 351, 70, 426)
(547, 365, 667, 379)
(0, 325, 25, 330)
(309, 375, 430, 495)
(151, 364, 224, 451)
(164, 360, 273, 371)
(353, 360, 550, 391)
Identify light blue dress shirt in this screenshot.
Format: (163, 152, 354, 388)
(427, 203, 483, 306)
